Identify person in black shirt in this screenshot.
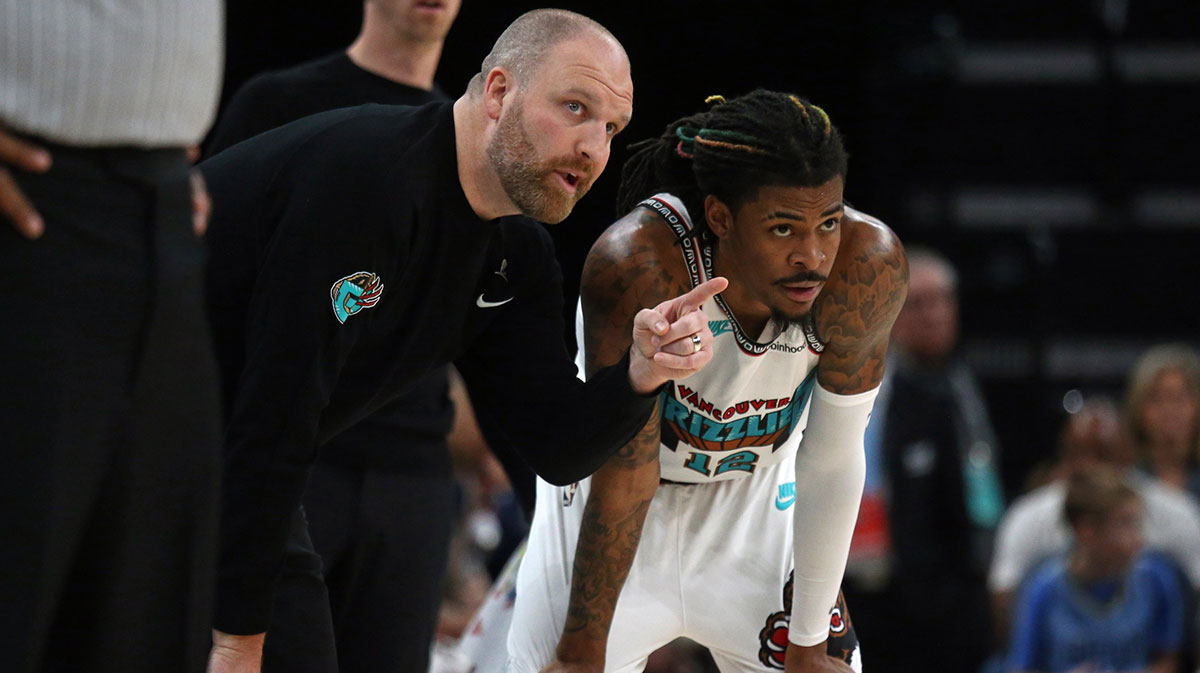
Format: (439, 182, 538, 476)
(207, 0, 460, 152)
(203, 3, 493, 672)
(202, 9, 726, 673)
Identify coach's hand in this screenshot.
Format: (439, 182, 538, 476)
(207, 630, 265, 673)
(785, 641, 855, 673)
(628, 276, 728, 394)
(0, 125, 51, 239)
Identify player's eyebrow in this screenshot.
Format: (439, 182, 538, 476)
(821, 202, 845, 217)
(766, 203, 844, 221)
(767, 212, 806, 221)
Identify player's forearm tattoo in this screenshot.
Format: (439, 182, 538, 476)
(816, 231, 908, 393)
(561, 406, 660, 645)
(562, 493, 653, 638)
(609, 402, 663, 469)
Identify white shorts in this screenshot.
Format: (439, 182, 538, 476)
(504, 454, 861, 673)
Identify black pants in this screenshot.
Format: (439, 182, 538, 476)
(0, 143, 222, 672)
(264, 462, 458, 673)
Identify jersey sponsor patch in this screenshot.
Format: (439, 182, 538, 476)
(330, 271, 383, 324)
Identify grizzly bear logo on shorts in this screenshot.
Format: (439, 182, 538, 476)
(757, 571, 857, 669)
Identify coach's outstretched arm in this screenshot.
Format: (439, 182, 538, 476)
(785, 212, 907, 673)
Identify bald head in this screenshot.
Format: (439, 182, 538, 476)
(470, 9, 626, 92)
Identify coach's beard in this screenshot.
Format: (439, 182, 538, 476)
(487, 108, 590, 224)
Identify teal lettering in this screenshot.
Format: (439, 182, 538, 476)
(724, 417, 747, 441)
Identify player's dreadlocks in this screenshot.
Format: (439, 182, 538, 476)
(616, 89, 848, 242)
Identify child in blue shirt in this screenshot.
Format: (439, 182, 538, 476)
(1007, 465, 1184, 673)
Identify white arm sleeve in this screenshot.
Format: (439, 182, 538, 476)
(788, 383, 878, 646)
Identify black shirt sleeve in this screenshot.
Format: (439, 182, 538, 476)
(455, 226, 657, 486)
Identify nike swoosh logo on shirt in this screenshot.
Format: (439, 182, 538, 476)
(775, 494, 796, 511)
(476, 294, 514, 308)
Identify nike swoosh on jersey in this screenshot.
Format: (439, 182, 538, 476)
(775, 494, 796, 511)
(476, 294, 514, 308)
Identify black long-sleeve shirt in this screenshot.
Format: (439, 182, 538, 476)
(205, 51, 456, 477)
(201, 101, 655, 634)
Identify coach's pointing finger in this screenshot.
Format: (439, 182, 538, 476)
(628, 305, 721, 394)
(657, 276, 728, 324)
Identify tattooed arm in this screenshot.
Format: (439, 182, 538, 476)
(812, 208, 908, 396)
(548, 209, 693, 671)
(784, 209, 907, 673)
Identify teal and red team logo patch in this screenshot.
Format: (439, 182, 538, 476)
(757, 572, 856, 669)
(330, 271, 383, 324)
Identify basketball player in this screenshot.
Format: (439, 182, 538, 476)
(507, 90, 908, 673)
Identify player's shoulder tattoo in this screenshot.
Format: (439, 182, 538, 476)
(813, 208, 908, 393)
(580, 208, 692, 374)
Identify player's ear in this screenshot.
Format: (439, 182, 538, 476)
(705, 195, 734, 238)
(483, 68, 513, 121)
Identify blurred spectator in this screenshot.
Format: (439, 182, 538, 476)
(989, 399, 1200, 649)
(1006, 465, 1183, 673)
(843, 247, 994, 673)
(435, 533, 493, 643)
(887, 245, 1006, 563)
(1124, 344, 1200, 503)
(0, 1, 223, 671)
(207, 0, 461, 152)
(1035, 397, 1130, 487)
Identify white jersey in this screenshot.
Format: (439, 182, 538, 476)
(577, 193, 823, 483)
(498, 192, 862, 673)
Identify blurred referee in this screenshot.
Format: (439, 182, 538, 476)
(0, 1, 225, 672)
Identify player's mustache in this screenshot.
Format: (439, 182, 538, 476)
(772, 270, 828, 285)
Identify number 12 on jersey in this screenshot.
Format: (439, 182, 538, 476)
(683, 450, 759, 477)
